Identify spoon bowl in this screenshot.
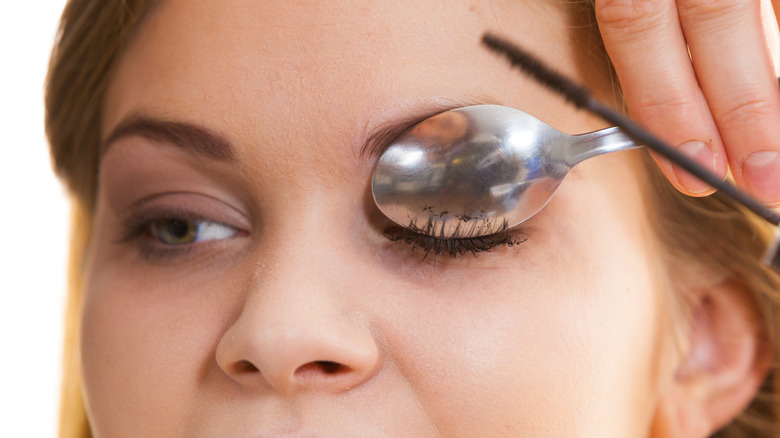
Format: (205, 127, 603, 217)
(371, 105, 639, 238)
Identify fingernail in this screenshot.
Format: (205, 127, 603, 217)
(673, 140, 716, 194)
(742, 151, 780, 206)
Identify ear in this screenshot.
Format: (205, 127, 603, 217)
(650, 279, 771, 438)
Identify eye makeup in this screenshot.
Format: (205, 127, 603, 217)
(120, 215, 240, 261)
(384, 226, 525, 260)
(112, 192, 249, 262)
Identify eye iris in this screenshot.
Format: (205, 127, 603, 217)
(155, 219, 198, 245)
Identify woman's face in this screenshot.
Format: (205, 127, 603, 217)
(84, 1, 673, 436)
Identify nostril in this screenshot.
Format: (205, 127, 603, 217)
(235, 360, 259, 373)
(295, 360, 347, 377)
(316, 360, 342, 374)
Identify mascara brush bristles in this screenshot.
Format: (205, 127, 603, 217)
(481, 33, 591, 109)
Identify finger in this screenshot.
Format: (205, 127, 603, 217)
(595, 0, 728, 196)
(677, 0, 780, 206)
(768, 0, 780, 72)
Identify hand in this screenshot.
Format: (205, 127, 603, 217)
(595, 0, 780, 207)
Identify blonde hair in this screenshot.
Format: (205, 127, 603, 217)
(46, 2, 155, 437)
(46, 1, 780, 437)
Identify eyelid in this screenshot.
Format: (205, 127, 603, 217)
(113, 191, 250, 243)
(124, 192, 247, 225)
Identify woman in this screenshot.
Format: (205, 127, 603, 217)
(47, 0, 780, 436)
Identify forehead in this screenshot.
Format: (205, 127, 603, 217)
(103, 0, 579, 139)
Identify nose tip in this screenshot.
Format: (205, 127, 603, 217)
(216, 304, 380, 395)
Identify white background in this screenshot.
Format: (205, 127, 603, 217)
(0, 2, 777, 438)
(1, 1, 69, 436)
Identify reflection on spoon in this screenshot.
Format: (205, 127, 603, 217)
(371, 105, 639, 239)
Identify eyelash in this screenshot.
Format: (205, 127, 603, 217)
(117, 205, 523, 262)
(117, 209, 240, 261)
(383, 226, 526, 260)
(381, 214, 526, 260)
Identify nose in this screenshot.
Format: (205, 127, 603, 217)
(215, 253, 380, 395)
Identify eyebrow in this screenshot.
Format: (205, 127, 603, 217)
(102, 117, 237, 162)
(104, 98, 497, 164)
(357, 98, 498, 162)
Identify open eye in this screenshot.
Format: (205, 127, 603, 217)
(151, 218, 237, 245)
(111, 192, 250, 263)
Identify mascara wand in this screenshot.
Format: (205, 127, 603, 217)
(480, 32, 780, 271)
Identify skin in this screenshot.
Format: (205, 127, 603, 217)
(80, 0, 767, 436)
(596, 0, 780, 204)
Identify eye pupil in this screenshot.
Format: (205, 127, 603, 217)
(155, 219, 198, 244)
(168, 220, 190, 238)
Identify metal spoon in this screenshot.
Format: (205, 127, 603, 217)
(371, 104, 639, 238)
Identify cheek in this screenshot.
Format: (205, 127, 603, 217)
(374, 185, 664, 436)
(80, 255, 238, 436)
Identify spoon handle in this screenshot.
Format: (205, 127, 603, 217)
(565, 126, 641, 167)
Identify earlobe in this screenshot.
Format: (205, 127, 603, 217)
(651, 280, 771, 438)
